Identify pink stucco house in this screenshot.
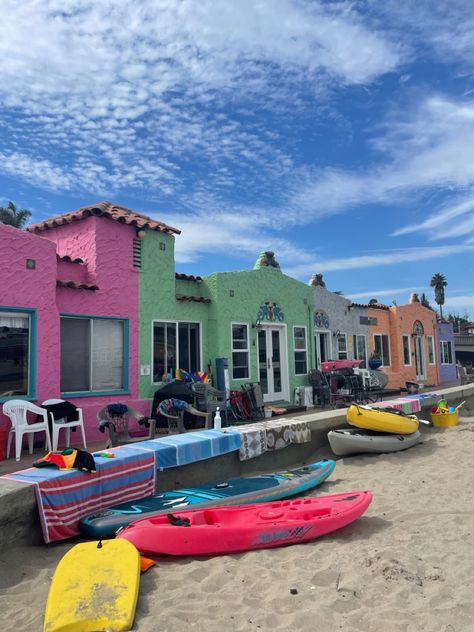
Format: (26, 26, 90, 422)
(0, 201, 179, 442)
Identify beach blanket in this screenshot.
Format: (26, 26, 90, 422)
(136, 430, 241, 469)
(2, 445, 156, 543)
(231, 418, 312, 461)
(371, 397, 421, 415)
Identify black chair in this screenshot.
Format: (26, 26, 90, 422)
(308, 370, 332, 408)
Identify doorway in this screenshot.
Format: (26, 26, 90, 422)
(414, 335, 426, 381)
(314, 331, 331, 369)
(257, 325, 289, 402)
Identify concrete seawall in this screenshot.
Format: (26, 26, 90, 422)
(1, 384, 473, 550)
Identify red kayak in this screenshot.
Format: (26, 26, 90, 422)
(117, 491, 372, 556)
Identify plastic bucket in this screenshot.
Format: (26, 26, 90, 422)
(0, 426, 8, 461)
(430, 410, 459, 427)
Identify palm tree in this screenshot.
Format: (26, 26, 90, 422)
(0, 201, 32, 229)
(430, 273, 447, 320)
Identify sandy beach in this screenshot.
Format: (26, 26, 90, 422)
(1, 417, 473, 632)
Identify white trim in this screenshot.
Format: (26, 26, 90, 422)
(427, 335, 436, 365)
(373, 333, 391, 367)
(440, 339, 453, 365)
(353, 334, 367, 364)
(293, 325, 308, 376)
(230, 321, 251, 381)
(151, 318, 203, 384)
(258, 322, 289, 402)
(336, 331, 348, 360)
(402, 334, 412, 366)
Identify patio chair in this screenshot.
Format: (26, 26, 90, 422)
(241, 383, 265, 420)
(157, 398, 211, 434)
(308, 369, 332, 408)
(41, 398, 87, 451)
(3, 399, 52, 461)
(97, 404, 156, 448)
(192, 383, 229, 425)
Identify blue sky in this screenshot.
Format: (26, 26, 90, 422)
(1, 0, 474, 318)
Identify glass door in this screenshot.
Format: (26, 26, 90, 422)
(314, 331, 331, 369)
(258, 326, 287, 402)
(414, 335, 426, 380)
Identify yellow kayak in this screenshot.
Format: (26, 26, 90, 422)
(44, 539, 140, 632)
(347, 404, 419, 434)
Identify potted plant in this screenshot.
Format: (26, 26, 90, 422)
(368, 351, 382, 370)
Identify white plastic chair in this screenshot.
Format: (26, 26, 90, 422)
(41, 398, 87, 451)
(3, 399, 52, 462)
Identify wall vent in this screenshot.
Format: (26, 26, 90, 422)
(133, 238, 142, 268)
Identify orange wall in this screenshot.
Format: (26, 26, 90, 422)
(368, 304, 439, 389)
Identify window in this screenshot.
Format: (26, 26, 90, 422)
(0, 310, 32, 398)
(427, 336, 435, 364)
(374, 334, 391, 366)
(353, 335, 367, 366)
(337, 333, 348, 360)
(232, 323, 250, 379)
(440, 340, 453, 364)
(294, 326, 308, 375)
(402, 335, 411, 365)
(153, 321, 200, 382)
(61, 317, 126, 393)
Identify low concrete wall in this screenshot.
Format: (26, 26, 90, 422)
(1, 384, 473, 550)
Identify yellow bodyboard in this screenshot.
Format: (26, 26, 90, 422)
(44, 539, 140, 632)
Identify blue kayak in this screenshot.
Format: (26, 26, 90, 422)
(79, 459, 336, 538)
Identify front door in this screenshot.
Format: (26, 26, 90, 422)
(314, 331, 331, 369)
(414, 335, 426, 381)
(258, 326, 288, 402)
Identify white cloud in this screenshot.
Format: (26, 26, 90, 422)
(349, 286, 426, 300)
(0, 0, 401, 194)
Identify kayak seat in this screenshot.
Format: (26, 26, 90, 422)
(202, 510, 222, 525)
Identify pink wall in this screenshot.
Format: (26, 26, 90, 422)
(0, 223, 60, 427)
(1, 217, 148, 445)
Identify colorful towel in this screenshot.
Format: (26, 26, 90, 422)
(232, 418, 312, 461)
(137, 430, 241, 469)
(2, 445, 156, 543)
(371, 397, 421, 415)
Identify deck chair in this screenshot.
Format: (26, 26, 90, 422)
(241, 383, 266, 420)
(192, 383, 228, 425)
(157, 399, 210, 434)
(3, 399, 52, 461)
(97, 404, 156, 447)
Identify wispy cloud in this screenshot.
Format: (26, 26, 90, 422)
(349, 286, 426, 300)
(0, 0, 401, 196)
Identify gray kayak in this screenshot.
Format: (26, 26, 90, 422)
(328, 427, 422, 456)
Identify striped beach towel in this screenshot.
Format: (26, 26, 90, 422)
(2, 445, 156, 543)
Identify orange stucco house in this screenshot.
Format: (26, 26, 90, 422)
(367, 299, 439, 390)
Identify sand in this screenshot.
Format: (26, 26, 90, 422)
(1, 417, 473, 632)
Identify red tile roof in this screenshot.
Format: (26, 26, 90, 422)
(175, 272, 203, 282)
(56, 279, 98, 291)
(56, 254, 84, 264)
(28, 201, 180, 235)
(176, 294, 211, 303)
(350, 302, 390, 310)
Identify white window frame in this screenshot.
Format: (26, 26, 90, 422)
(151, 319, 202, 384)
(402, 335, 412, 366)
(337, 332, 348, 360)
(427, 336, 436, 365)
(0, 309, 33, 400)
(373, 333, 391, 367)
(231, 322, 250, 381)
(293, 325, 308, 376)
(440, 340, 453, 365)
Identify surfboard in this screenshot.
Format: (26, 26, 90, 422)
(43, 539, 140, 632)
(79, 459, 336, 539)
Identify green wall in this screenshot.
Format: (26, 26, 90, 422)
(139, 234, 315, 403)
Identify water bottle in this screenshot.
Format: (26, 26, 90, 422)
(214, 407, 222, 431)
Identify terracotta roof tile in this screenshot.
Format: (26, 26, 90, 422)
(28, 201, 180, 235)
(56, 279, 98, 291)
(56, 254, 84, 264)
(175, 272, 202, 282)
(176, 294, 211, 303)
(350, 302, 390, 310)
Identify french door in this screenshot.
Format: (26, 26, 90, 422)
(258, 326, 289, 402)
(314, 331, 331, 369)
(414, 335, 426, 381)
